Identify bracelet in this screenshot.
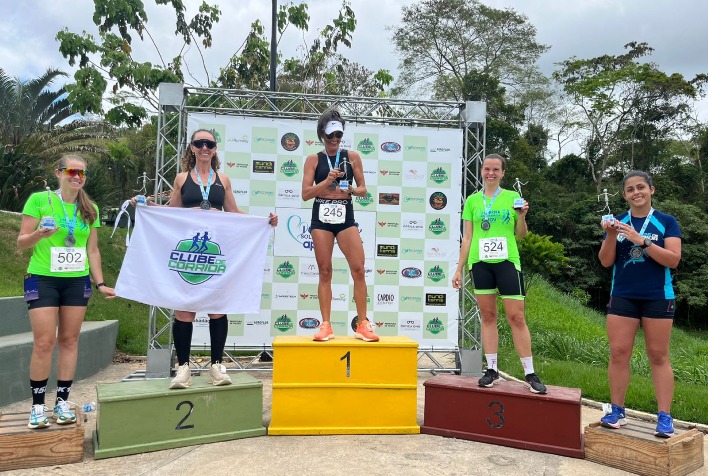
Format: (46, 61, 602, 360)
(95, 282, 107, 289)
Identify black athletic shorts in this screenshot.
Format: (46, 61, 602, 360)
(607, 296, 675, 319)
(469, 260, 525, 299)
(310, 198, 357, 236)
(24, 274, 92, 310)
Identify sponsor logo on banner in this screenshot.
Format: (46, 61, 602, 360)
(377, 244, 398, 257)
(404, 196, 425, 204)
(357, 138, 376, 155)
(301, 264, 319, 278)
(426, 247, 445, 258)
(426, 293, 447, 306)
(377, 293, 396, 306)
(280, 159, 299, 177)
(246, 320, 269, 326)
(233, 189, 248, 197)
(402, 247, 423, 258)
(226, 161, 248, 170)
(427, 265, 446, 282)
(227, 135, 250, 144)
(354, 192, 374, 207)
(380, 169, 401, 177)
(287, 215, 314, 251)
(281, 133, 300, 152)
(350, 295, 372, 304)
(428, 218, 447, 235)
(299, 317, 320, 329)
(299, 293, 319, 302)
(400, 319, 421, 331)
(403, 220, 424, 232)
(273, 314, 294, 332)
(404, 169, 423, 181)
(426, 317, 446, 334)
(380, 142, 401, 153)
(401, 295, 422, 303)
(430, 167, 449, 184)
(252, 190, 275, 197)
(274, 292, 297, 300)
(253, 160, 275, 173)
(429, 147, 451, 153)
(277, 188, 300, 201)
(377, 220, 399, 229)
(405, 145, 426, 152)
(401, 267, 422, 279)
(254, 136, 276, 145)
(332, 293, 347, 303)
(168, 232, 226, 285)
(379, 193, 400, 205)
(429, 192, 448, 210)
(275, 261, 296, 279)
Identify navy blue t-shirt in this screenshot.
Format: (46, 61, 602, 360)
(609, 209, 681, 299)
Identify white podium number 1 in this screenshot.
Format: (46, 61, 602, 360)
(175, 400, 195, 430)
(340, 351, 351, 378)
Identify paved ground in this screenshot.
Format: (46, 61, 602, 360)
(2, 362, 706, 476)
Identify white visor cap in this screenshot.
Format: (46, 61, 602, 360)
(324, 121, 344, 135)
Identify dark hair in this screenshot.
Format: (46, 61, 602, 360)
(316, 109, 346, 142)
(181, 129, 221, 172)
(55, 155, 98, 224)
(622, 170, 654, 189)
(483, 153, 507, 171)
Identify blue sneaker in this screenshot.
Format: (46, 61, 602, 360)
(28, 404, 50, 429)
(655, 411, 674, 438)
(600, 403, 627, 429)
(52, 398, 77, 425)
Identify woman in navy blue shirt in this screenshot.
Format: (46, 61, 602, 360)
(598, 171, 681, 438)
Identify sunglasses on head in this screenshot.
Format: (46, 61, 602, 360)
(192, 139, 217, 149)
(59, 168, 88, 178)
(325, 131, 343, 139)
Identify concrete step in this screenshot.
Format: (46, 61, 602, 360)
(0, 297, 30, 337)
(0, 320, 119, 406)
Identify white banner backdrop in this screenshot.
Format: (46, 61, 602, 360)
(186, 113, 463, 350)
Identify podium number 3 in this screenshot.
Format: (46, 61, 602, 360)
(176, 400, 195, 430)
(486, 401, 505, 429)
(340, 351, 351, 377)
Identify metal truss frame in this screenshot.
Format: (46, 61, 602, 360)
(147, 85, 485, 375)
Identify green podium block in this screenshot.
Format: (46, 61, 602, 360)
(93, 373, 266, 459)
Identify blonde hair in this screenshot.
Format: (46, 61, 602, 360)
(180, 129, 221, 172)
(55, 155, 98, 224)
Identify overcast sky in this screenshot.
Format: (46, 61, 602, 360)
(3, 0, 707, 118)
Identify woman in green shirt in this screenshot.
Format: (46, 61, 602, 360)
(17, 155, 115, 429)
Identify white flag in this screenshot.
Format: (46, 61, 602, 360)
(115, 206, 271, 314)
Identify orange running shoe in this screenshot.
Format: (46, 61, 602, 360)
(313, 321, 334, 341)
(355, 318, 379, 342)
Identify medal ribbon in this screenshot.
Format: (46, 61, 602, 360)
(628, 207, 655, 240)
(482, 187, 502, 223)
(195, 168, 213, 202)
(328, 149, 341, 171)
(56, 190, 78, 238)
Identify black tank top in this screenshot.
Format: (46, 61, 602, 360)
(181, 171, 226, 210)
(314, 149, 354, 185)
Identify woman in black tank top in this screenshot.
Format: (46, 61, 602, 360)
(301, 109, 379, 343)
(131, 128, 278, 389)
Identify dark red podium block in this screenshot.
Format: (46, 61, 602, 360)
(422, 375, 584, 458)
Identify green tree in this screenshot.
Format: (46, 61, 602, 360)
(391, 0, 548, 100)
(517, 232, 569, 292)
(553, 42, 706, 192)
(0, 67, 74, 146)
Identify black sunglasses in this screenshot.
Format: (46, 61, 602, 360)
(192, 139, 217, 149)
(325, 131, 343, 139)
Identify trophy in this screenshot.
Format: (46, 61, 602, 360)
(135, 172, 153, 206)
(598, 188, 618, 225)
(512, 177, 527, 209)
(39, 186, 56, 230)
(338, 157, 349, 192)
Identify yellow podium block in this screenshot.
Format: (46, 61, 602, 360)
(269, 336, 419, 435)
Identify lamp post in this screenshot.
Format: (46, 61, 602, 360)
(270, 0, 277, 92)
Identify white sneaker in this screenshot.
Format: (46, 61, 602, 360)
(52, 398, 77, 425)
(169, 363, 192, 389)
(207, 362, 232, 386)
(28, 404, 50, 429)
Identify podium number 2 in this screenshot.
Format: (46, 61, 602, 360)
(176, 400, 195, 430)
(340, 351, 351, 377)
(486, 401, 505, 429)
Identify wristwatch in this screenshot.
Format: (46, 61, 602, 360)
(640, 237, 652, 249)
(95, 282, 107, 289)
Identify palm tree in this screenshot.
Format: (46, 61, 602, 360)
(0, 67, 74, 147)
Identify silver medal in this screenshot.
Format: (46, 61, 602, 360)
(481, 219, 491, 231)
(200, 200, 211, 210)
(629, 247, 643, 259)
(65, 234, 76, 247)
